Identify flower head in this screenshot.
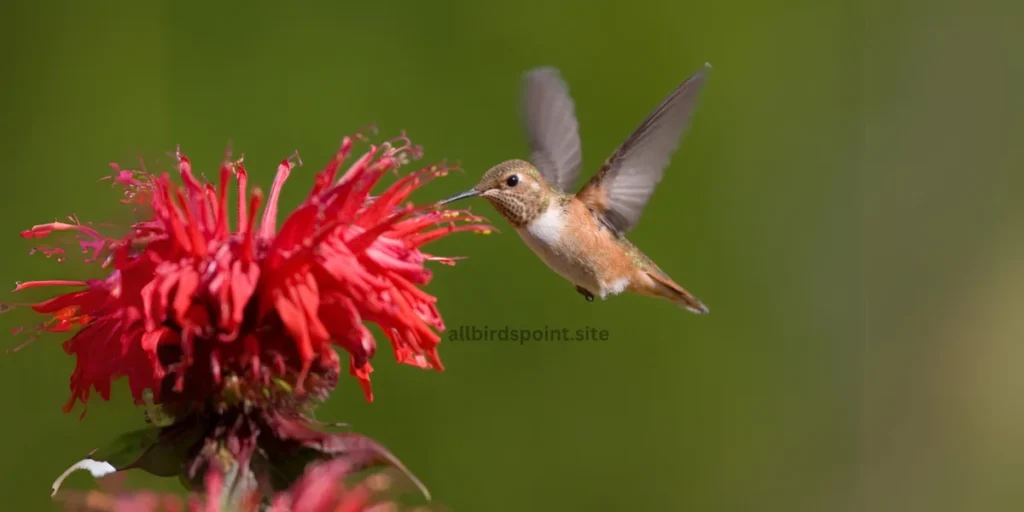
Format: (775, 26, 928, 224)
(55, 454, 432, 512)
(12, 132, 491, 416)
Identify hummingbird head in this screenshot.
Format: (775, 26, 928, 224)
(436, 159, 556, 227)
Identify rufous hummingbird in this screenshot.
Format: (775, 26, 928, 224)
(438, 64, 711, 314)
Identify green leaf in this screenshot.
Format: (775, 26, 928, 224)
(50, 426, 161, 497)
(125, 416, 207, 477)
(91, 426, 162, 468)
(50, 417, 209, 497)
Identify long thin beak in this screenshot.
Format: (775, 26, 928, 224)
(435, 189, 480, 207)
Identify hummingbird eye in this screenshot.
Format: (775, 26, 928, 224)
(505, 175, 519, 187)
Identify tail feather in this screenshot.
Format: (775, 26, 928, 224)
(645, 272, 709, 314)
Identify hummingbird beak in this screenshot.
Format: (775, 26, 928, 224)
(435, 189, 480, 207)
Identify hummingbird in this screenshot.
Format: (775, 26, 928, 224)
(438, 64, 711, 314)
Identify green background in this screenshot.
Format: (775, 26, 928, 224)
(1, 1, 1020, 511)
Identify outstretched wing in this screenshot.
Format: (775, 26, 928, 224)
(521, 67, 584, 192)
(577, 63, 710, 235)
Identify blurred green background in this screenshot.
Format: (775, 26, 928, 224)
(1, 1, 1020, 511)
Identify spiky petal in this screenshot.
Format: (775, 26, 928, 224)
(12, 134, 491, 416)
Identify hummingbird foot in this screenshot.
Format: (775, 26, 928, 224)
(575, 286, 595, 302)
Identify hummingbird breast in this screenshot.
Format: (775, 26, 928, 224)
(516, 198, 642, 298)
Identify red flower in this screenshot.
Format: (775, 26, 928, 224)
(14, 133, 491, 415)
(268, 458, 424, 512)
(55, 457, 428, 512)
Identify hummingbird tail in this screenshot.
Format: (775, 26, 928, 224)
(645, 272, 709, 315)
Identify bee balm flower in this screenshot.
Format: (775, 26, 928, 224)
(55, 457, 428, 512)
(14, 133, 491, 417)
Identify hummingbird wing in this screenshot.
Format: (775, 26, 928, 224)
(576, 64, 710, 235)
(520, 67, 584, 193)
